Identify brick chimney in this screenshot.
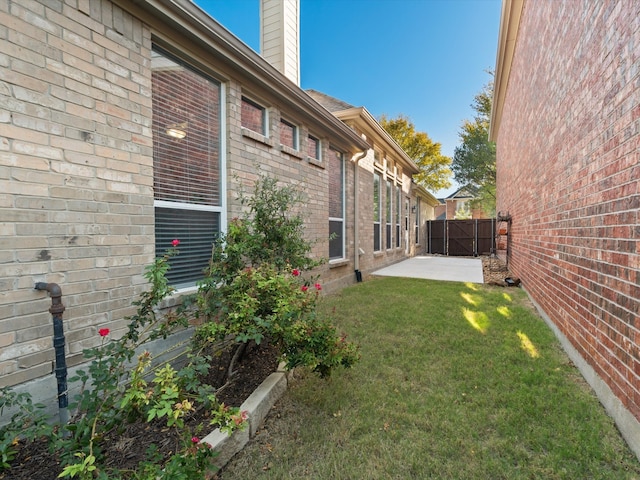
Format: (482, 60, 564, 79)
(260, 0, 300, 86)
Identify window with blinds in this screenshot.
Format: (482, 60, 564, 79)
(396, 185, 401, 248)
(415, 197, 421, 244)
(151, 47, 223, 288)
(328, 148, 344, 260)
(386, 179, 392, 250)
(373, 172, 381, 252)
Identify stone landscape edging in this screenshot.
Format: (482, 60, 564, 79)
(201, 362, 290, 469)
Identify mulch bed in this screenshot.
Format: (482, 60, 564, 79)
(1, 340, 279, 480)
(481, 255, 516, 286)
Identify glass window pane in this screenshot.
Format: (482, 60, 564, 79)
(152, 47, 223, 288)
(152, 51, 221, 206)
(155, 207, 220, 288)
(241, 97, 265, 134)
(329, 220, 343, 259)
(307, 135, 319, 159)
(280, 119, 296, 149)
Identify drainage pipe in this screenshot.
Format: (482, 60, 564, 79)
(34, 282, 69, 426)
(352, 149, 367, 282)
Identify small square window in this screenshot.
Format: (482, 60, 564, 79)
(241, 96, 266, 135)
(307, 134, 320, 161)
(280, 119, 298, 149)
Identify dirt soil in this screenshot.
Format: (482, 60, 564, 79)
(481, 255, 516, 286)
(2, 340, 279, 480)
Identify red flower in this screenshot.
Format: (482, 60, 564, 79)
(301, 285, 308, 292)
(292, 268, 300, 277)
(191, 436, 200, 444)
(314, 283, 322, 291)
(98, 328, 110, 337)
(171, 239, 180, 247)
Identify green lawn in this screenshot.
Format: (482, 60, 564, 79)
(219, 277, 640, 479)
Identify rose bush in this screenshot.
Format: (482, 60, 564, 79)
(1, 173, 358, 478)
(192, 173, 359, 378)
(54, 245, 247, 480)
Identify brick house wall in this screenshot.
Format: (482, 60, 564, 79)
(0, 0, 420, 401)
(492, 0, 640, 450)
(0, 0, 155, 387)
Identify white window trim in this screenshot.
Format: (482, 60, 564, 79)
(329, 148, 345, 262)
(329, 215, 345, 262)
(396, 184, 401, 249)
(152, 55, 227, 290)
(374, 172, 382, 252)
(386, 179, 392, 251)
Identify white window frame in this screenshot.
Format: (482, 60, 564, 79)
(328, 148, 345, 261)
(151, 47, 227, 291)
(396, 184, 401, 248)
(373, 172, 381, 252)
(386, 179, 392, 250)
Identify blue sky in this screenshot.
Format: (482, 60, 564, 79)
(194, 0, 501, 196)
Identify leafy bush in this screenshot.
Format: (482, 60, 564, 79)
(3, 173, 358, 477)
(0, 388, 53, 470)
(194, 173, 359, 377)
(5, 247, 247, 480)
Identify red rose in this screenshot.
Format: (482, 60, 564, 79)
(98, 328, 110, 337)
(171, 239, 180, 247)
(314, 283, 322, 291)
(292, 268, 300, 277)
(301, 285, 308, 292)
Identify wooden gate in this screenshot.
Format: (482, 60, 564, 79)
(426, 219, 496, 256)
(427, 219, 446, 254)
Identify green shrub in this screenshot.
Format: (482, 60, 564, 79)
(194, 173, 359, 377)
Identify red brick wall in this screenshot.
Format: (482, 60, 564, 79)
(496, 1, 640, 418)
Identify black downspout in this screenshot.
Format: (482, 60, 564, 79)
(34, 282, 69, 426)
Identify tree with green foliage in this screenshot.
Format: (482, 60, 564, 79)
(379, 115, 452, 192)
(452, 74, 496, 216)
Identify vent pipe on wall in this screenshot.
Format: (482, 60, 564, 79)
(34, 282, 69, 427)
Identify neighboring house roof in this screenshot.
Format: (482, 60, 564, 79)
(306, 89, 420, 176)
(305, 89, 356, 112)
(445, 184, 478, 200)
(129, 0, 369, 154)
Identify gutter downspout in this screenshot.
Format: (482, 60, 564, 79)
(353, 150, 367, 281)
(34, 282, 69, 426)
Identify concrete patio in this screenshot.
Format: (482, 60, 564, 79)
(372, 255, 484, 283)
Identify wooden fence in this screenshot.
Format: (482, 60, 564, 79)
(426, 219, 496, 256)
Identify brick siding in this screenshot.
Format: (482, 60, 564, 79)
(0, 0, 421, 392)
(0, 0, 154, 387)
(495, 1, 640, 419)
